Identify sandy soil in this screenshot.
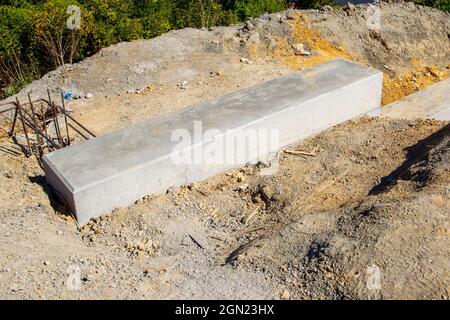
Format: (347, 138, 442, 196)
(3, 2, 448, 137)
(0, 2, 449, 299)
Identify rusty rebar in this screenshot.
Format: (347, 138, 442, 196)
(9, 105, 18, 136)
(19, 112, 61, 149)
(54, 104, 96, 138)
(28, 94, 41, 144)
(67, 123, 89, 140)
(17, 102, 63, 150)
(47, 89, 62, 145)
(40, 102, 48, 137)
(2, 92, 94, 159)
(15, 98, 32, 157)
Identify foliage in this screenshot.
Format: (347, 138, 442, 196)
(0, 4, 37, 96)
(412, 0, 450, 12)
(233, 0, 286, 19)
(33, 0, 94, 67)
(290, 0, 335, 9)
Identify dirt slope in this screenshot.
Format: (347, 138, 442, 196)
(0, 2, 449, 299)
(2, 1, 448, 136)
(229, 122, 450, 300)
(1, 117, 448, 299)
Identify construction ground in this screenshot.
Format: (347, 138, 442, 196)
(0, 1, 449, 299)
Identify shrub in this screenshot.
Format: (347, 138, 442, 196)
(412, 0, 450, 12)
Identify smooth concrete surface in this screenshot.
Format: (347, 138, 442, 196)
(43, 59, 383, 226)
(381, 78, 450, 120)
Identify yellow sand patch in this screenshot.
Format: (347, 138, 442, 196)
(271, 13, 353, 70)
(383, 64, 448, 105)
(274, 13, 447, 105)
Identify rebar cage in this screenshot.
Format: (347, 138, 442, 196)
(0, 89, 95, 160)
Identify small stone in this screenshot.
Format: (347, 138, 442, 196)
(292, 43, 311, 56)
(44, 261, 50, 266)
(144, 268, 155, 275)
(344, 2, 356, 12)
(244, 20, 254, 30)
(321, 5, 333, 12)
(286, 11, 296, 20)
(178, 80, 189, 89)
(237, 184, 249, 192)
(240, 58, 253, 65)
(257, 160, 270, 168)
(210, 71, 222, 77)
(56, 230, 63, 236)
(426, 66, 444, 79)
(280, 290, 290, 300)
(4, 172, 14, 179)
(260, 185, 275, 202)
(38, 202, 52, 214)
(85, 93, 93, 99)
(236, 172, 245, 183)
(259, 160, 280, 176)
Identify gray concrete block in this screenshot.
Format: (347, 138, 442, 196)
(43, 59, 382, 226)
(381, 78, 450, 120)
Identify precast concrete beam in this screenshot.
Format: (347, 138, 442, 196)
(43, 59, 383, 226)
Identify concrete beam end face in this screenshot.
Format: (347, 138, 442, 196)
(43, 59, 383, 226)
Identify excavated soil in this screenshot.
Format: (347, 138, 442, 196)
(0, 2, 449, 299)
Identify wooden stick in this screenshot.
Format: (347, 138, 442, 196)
(284, 149, 316, 156)
(16, 98, 32, 157)
(244, 204, 261, 225)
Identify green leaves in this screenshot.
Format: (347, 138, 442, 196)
(0, 5, 34, 56)
(413, 0, 450, 12)
(235, 0, 285, 19)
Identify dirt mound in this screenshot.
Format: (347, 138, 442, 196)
(1, 114, 447, 299)
(0, 2, 449, 299)
(302, 2, 450, 104)
(2, 2, 449, 136)
(221, 120, 450, 300)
